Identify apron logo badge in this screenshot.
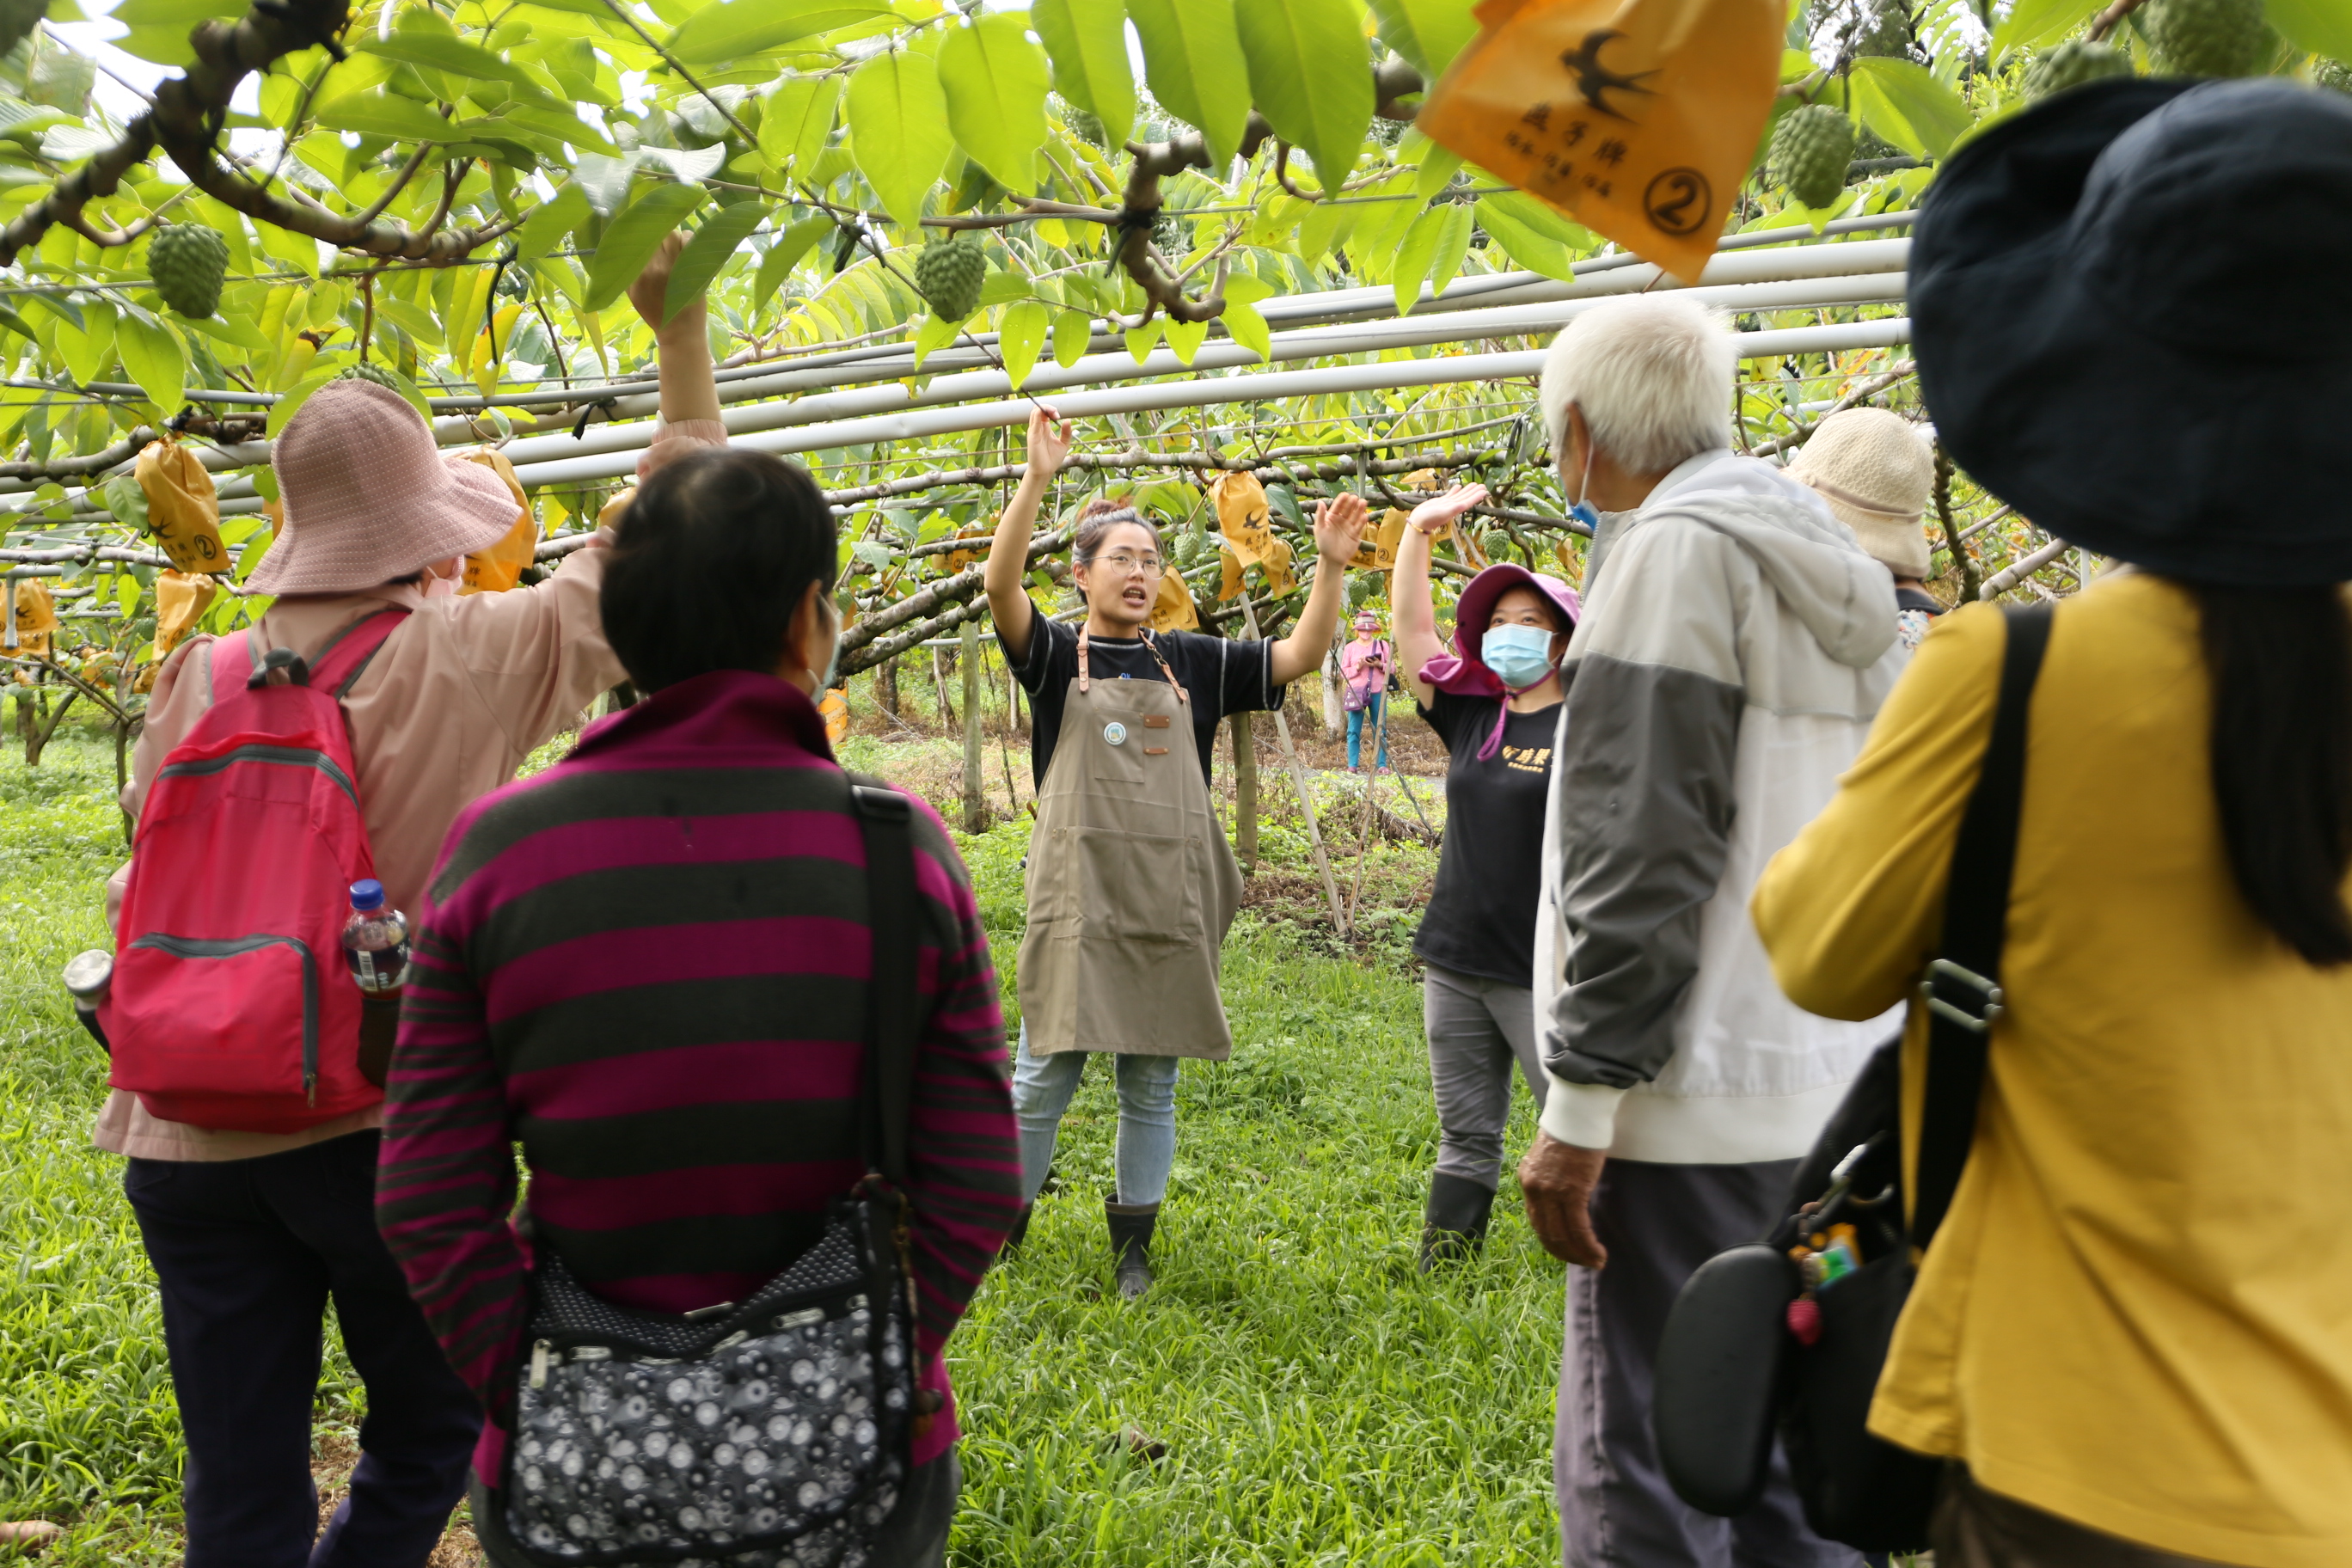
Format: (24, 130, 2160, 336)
(1102, 721, 1129, 747)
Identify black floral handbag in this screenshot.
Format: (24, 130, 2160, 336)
(497, 781, 929, 1567)
(1652, 604, 2052, 1553)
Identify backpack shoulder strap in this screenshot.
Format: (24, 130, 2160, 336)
(1910, 602, 2055, 1248)
(307, 607, 411, 698)
(847, 771, 918, 1186)
(203, 627, 260, 696)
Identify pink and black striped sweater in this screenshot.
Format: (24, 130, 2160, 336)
(377, 669, 1020, 1482)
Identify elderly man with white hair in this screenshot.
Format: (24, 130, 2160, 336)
(1516, 295, 1908, 1567)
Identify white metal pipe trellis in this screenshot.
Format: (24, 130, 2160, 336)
(503, 318, 1913, 488)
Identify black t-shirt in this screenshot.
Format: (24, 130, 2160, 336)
(1895, 586, 1944, 616)
(1413, 689, 1561, 987)
(1014, 616, 1283, 790)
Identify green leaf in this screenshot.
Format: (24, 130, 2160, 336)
(356, 33, 529, 88)
(1366, 0, 1479, 80)
(1236, 0, 1369, 185)
(1033, 0, 1135, 150)
(1427, 201, 1473, 297)
(175, 311, 275, 355)
(846, 51, 954, 229)
(665, 201, 769, 323)
(1127, 0, 1252, 168)
(1163, 315, 1210, 364)
(938, 15, 1051, 193)
(1849, 57, 1971, 158)
(1390, 205, 1447, 316)
(1124, 315, 1164, 362)
(1988, 0, 2105, 58)
(116, 313, 185, 412)
(998, 300, 1049, 390)
(516, 183, 591, 262)
(314, 89, 452, 144)
(759, 75, 845, 179)
(1403, 129, 1463, 199)
(752, 215, 831, 306)
(1481, 189, 1594, 249)
(666, 0, 893, 65)
(1475, 195, 1575, 280)
(374, 296, 444, 350)
(266, 365, 345, 438)
(1222, 300, 1270, 359)
(910, 311, 961, 369)
(1053, 306, 1093, 368)
(2272, 0, 2352, 59)
(102, 473, 150, 531)
(583, 181, 707, 313)
(501, 105, 620, 156)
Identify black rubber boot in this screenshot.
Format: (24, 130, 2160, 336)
(1419, 1172, 1496, 1271)
(1001, 1203, 1033, 1255)
(1105, 1198, 1160, 1300)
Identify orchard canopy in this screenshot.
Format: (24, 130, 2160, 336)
(3, 0, 2349, 704)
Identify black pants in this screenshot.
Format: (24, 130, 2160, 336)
(469, 1449, 960, 1568)
(123, 1130, 481, 1568)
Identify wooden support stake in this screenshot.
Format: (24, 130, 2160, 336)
(1231, 710, 1259, 875)
(960, 617, 987, 833)
(1240, 598, 1348, 936)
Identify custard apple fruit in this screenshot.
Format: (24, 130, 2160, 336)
(2142, 0, 2270, 77)
(337, 362, 403, 389)
(2024, 40, 2135, 98)
(914, 238, 985, 322)
(1769, 104, 1856, 211)
(148, 224, 229, 319)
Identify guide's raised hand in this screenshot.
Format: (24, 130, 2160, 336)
(1410, 482, 1490, 537)
(1312, 492, 1373, 567)
(1024, 404, 1074, 483)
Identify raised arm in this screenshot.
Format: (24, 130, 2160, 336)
(1269, 493, 1371, 689)
(986, 404, 1071, 668)
(1393, 482, 1488, 707)
(628, 230, 722, 430)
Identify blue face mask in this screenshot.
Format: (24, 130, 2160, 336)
(1482, 623, 1558, 690)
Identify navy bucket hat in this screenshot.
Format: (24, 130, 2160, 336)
(1910, 77, 2352, 585)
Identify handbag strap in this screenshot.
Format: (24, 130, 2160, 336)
(848, 775, 917, 1186)
(1909, 603, 2053, 1248)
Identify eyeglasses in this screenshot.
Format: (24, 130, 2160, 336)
(1097, 551, 1164, 576)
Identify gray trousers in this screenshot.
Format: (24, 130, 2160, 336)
(1557, 1157, 1862, 1568)
(1424, 963, 1550, 1189)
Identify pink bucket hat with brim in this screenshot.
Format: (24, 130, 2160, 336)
(1418, 563, 1582, 758)
(245, 379, 522, 595)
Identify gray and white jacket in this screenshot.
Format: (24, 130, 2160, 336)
(1534, 449, 1907, 1163)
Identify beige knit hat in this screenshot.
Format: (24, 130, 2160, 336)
(1786, 407, 1936, 579)
(246, 380, 522, 595)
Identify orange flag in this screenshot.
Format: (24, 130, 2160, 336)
(1416, 0, 1783, 283)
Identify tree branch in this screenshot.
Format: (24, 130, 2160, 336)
(2086, 0, 2148, 42)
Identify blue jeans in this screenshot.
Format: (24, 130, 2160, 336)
(1011, 1023, 1179, 1206)
(1346, 696, 1388, 769)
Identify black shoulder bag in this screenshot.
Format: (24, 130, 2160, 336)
(1651, 603, 2052, 1554)
(496, 778, 929, 1567)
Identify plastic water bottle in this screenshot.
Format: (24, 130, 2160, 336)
(63, 950, 113, 1050)
(342, 879, 410, 994)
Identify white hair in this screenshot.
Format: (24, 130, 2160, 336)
(1537, 294, 1735, 477)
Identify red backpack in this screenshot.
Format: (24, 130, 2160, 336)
(103, 609, 407, 1132)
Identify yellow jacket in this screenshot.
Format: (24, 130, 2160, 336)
(1753, 573, 2352, 1568)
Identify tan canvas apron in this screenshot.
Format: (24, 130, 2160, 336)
(1017, 628, 1244, 1058)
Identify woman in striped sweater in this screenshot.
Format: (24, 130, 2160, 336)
(377, 448, 1022, 1565)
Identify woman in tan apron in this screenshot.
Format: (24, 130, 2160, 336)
(984, 406, 1369, 1295)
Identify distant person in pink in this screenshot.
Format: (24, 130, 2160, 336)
(1340, 609, 1392, 770)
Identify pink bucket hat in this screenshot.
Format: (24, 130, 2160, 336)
(246, 380, 523, 595)
(1418, 563, 1583, 758)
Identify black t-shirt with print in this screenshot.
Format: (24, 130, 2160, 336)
(1413, 689, 1562, 988)
(1014, 616, 1284, 791)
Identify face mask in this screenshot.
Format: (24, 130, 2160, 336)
(1482, 624, 1558, 689)
(423, 561, 459, 599)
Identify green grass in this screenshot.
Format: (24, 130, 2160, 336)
(0, 719, 1563, 1564)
